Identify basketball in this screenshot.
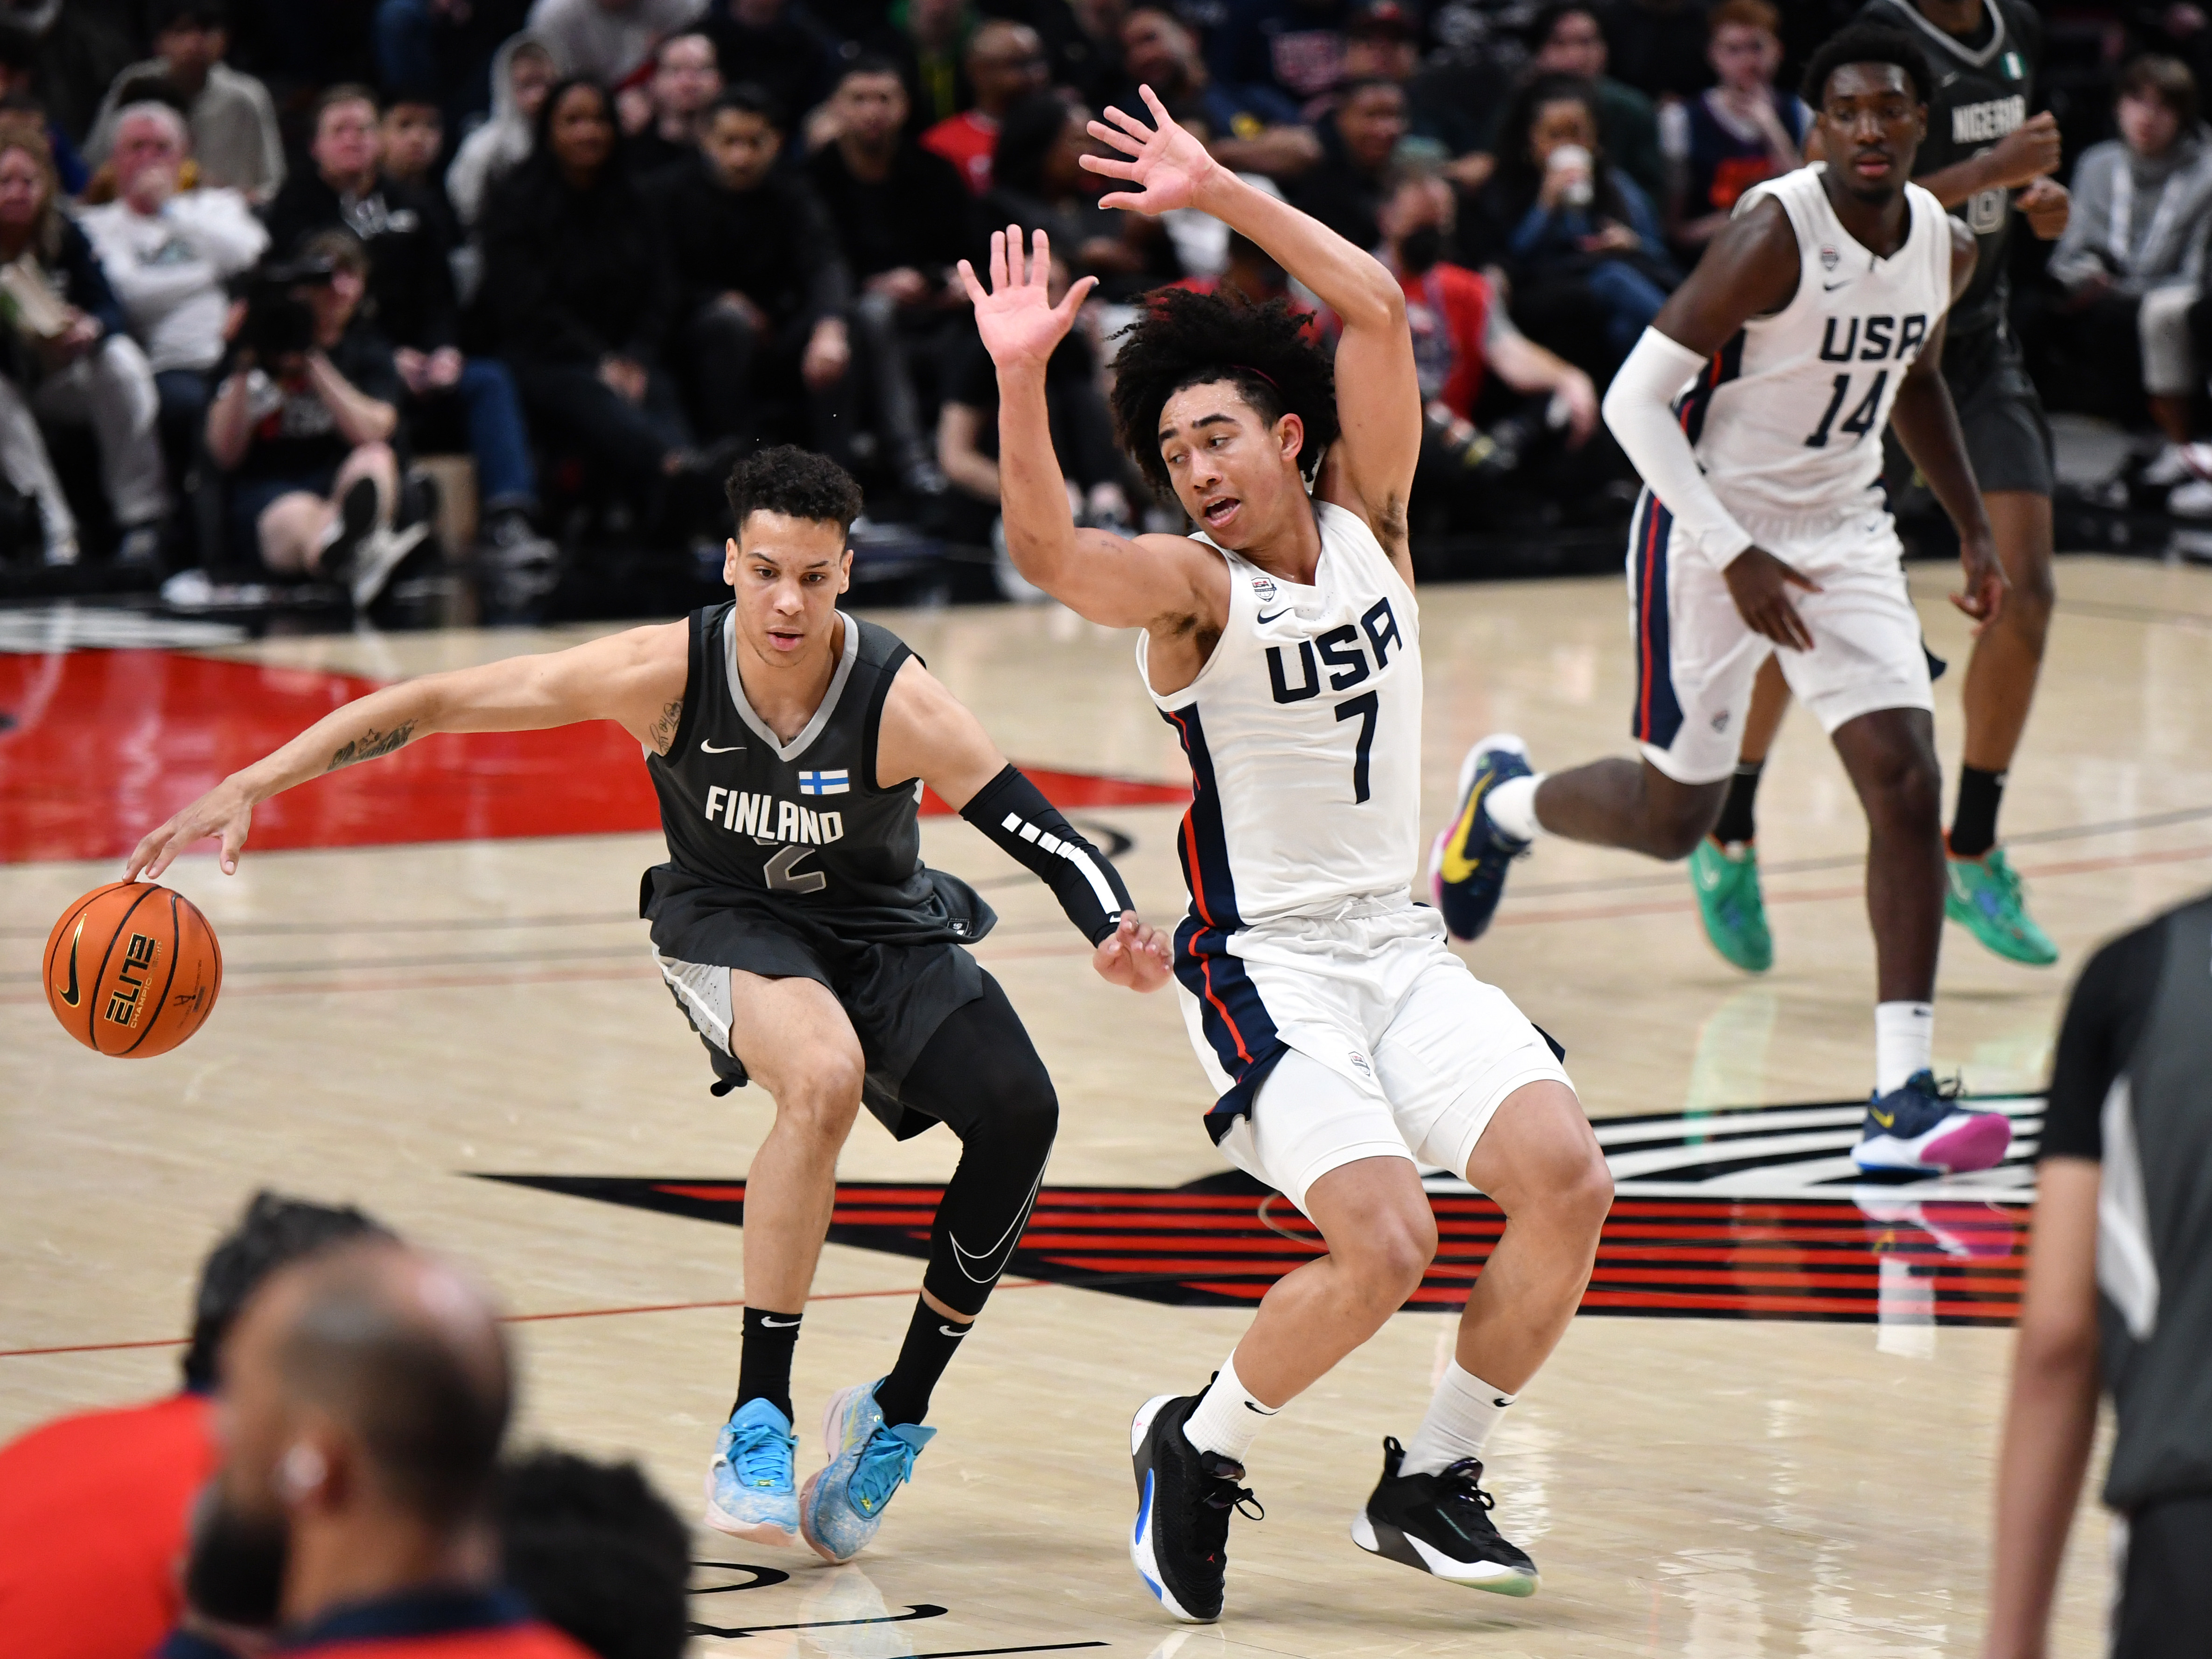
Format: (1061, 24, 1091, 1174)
(43, 882, 223, 1058)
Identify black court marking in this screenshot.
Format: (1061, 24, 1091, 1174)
(481, 1094, 2041, 1326)
(691, 1603, 947, 1638)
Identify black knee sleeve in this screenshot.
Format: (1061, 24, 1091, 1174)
(897, 976, 1058, 1318)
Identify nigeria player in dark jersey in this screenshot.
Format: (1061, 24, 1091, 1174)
(1685, 0, 2076, 983)
(126, 446, 1173, 1564)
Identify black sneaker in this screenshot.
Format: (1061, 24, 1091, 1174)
(1129, 1392, 1262, 1624)
(315, 476, 379, 585)
(1351, 1436, 1538, 1596)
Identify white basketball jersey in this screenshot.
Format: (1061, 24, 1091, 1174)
(1139, 500, 1421, 928)
(1680, 166, 1953, 531)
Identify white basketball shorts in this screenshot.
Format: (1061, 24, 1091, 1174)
(1625, 491, 1935, 786)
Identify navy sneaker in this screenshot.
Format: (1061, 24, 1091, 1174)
(1853, 1071, 2012, 1174)
(1428, 735, 1533, 941)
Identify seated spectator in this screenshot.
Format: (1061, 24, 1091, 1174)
(204, 231, 417, 605)
(269, 86, 550, 561)
(482, 78, 694, 503)
(0, 30, 87, 195)
(372, 0, 533, 132)
(0, 118, 167, 567)
(1522, 0, 1664, 207)
(525, 0, 707, 85)
(699, 0, 840, 142)
(1043, 0, 1131, 112)
(1288, 76, 1408, 251)
(1206, 0, 1354, 113)
(1594, 0, 1714, 104)
(869, 0, 976, 133)
(378, 92, 447, 189)
(2046, 56, 2212, 480)
(448, 33, 557, 230)
(1113, 8, 1319, 181)
(78, 101, 267, 514)
(655, 89, 853, 456)
(496, 1452, 692, 1659)
(1376, 165, 1601, 534)
(923, 21, 1050, 195)
(1175, 225, 1306, 308)
(624, 31, 721, 181)
(0, 1192, 389, 1659)
(85, 0, 284, 204)
(988, 92, 1180, 299)
(1337, 0, 1481, 160)
(1659, 0, 1805, 251)
(1457, 72, 1675, 376)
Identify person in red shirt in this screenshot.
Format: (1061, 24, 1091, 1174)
(0, 1192, 389, 1659)
(920, 19, 1047, 194)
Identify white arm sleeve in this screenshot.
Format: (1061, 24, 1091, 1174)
(1601, 327, 1753, 569)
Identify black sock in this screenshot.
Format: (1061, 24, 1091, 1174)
(1950, 766, 2005, 859)
(734, 1306, 801, 1423)
(874, 1298, 970, 1428)
(1711, 760, 1764, 846)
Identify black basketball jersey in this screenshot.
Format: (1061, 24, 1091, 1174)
(640, 604, 993, 948)
(1860, 0, 2041, 338)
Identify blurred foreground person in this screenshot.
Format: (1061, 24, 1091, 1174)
(496, 1451, 692, 1659)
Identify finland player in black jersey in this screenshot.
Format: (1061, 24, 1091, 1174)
(126, 446, 1173, 1564)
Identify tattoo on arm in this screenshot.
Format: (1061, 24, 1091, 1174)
(647, 698, 684, 755)
(326, 720, 417, 772)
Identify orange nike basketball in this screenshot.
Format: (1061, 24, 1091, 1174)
(44, 882, 222, 1057)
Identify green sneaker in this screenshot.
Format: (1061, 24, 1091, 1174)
(1688, 837, 1772, 973)
(1945, 844, 2058, 966)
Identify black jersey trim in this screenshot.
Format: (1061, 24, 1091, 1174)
(664, 604, 715, 763)
(1874, 0, 2003, 69)
(861, 627, 916, 796)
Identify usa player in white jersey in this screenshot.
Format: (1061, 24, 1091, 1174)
(1435, 25, 2017, 1176)
(958, 89, 1614, 1621)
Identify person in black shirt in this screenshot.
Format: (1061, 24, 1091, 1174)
(1990, 890, 2212, 1659)
(1287, 77, 1408, 251)
(624, 31, 723, 184)
(699, 0, 844, 137)
(266, 84, 548, 554)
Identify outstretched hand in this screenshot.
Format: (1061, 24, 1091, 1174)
(956, 225, 1097, 372)
(1092, 911, 1173, 992)
(1081, 85, 1221, 216)
(126, 776, 257, 880)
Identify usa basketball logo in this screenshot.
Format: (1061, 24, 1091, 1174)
(1820, 244, 1840, 270)
(1251, 576, 1278, 601)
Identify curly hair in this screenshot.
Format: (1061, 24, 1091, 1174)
(726, 443, 865, 536)
(1800, 22, 1931, 110)
(1108, 286, 1337, 496)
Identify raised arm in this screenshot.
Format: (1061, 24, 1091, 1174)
(126, 622, 690, 878)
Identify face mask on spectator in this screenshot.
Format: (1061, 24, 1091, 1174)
(1398, 223, 1446, 274)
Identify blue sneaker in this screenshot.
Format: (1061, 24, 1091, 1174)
(1852, 1071, 2012, 1174)
(1429, 734, 1533, 941)
(703, 1398, 800, 1547)
(799, 1380, 936, 1563)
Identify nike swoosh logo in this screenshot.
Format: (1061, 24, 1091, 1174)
(938, 1324, 969, 1338)
(1869, 1108, 1895, 1129)
(1255, 608, 1293, 624)
(58, 919, 81, 1007)
(700, 740, 744, 754)
(758, 1315, 800, 1327)
(950, 1170, 1045, 1283)
(1492, 1397, 1512, 1408)
(1823, 279, 1852, 291)
(1437, 774, 1497, 885)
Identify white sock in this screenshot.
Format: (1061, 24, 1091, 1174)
(1486, 774, 1546, 842)
(1182, 1350, 1278, 1464)
(1400, 1363, 1515, 1477)
(1874, 1001, 1934, 1095)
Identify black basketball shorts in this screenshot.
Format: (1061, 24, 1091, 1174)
(1941, 323, 2054, 499)
(2113, 1492, 2212, 1659)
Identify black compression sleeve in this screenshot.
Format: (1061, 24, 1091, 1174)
(959, 764, 1134, 945)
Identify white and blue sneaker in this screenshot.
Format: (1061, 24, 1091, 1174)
(1852, 1070, 2013, 1174)
(703, 1397, 800, 1547)
(799, 1380, 935, 1563)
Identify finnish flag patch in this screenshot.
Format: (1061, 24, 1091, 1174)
(798, 769, 850, 796)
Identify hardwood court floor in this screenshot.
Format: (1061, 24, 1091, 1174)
(6, 554, 2211, 1656)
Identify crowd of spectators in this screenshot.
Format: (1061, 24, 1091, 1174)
(0, 0, 2199, 604)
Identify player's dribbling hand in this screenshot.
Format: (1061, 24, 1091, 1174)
(1722, 546, 1821, 652)
(1951, 530, 2007, 629)
(1092, 911, 1173, 992)
(126, 777, 256, 880)
(2015, 176, 2070, 241)
(1081, 86, 1221, 216)
(957, 226, 1098, 371)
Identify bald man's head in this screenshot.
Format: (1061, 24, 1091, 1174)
(966, 21, 1048, 113)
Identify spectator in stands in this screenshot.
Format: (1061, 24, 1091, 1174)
(1114, 8, 1319, 181)
(1206, 0, 1355, 112)
(372, 0, 533, 132)
(525, 0, 707, 85)
(496, 1452, 693, 1659)
(378, 93, 446, 190)
(656, 88, 852, 456)
(79, 100, 267, 513)
(1045, 0, 1131, 112)
(875, 0, 976, 133)
(483, 78, 694, 500)
(1176, 225, 1303, 307)
(924, 20, 1050, 195)
(1335, 0, 1479, 161)
(0, 31, 87, 195)
(0, 1192, 389, 1659)
(1594, 0, 1713, 103)
(85, 0, 285, 204)
(1659, 0, 1805, 251)
(448, 33, 557, 229)
(205, 231, 415, 605)
(173, 1238, 588, 1657)
(1457, 72, 1674, 376)
(269, 86, 549, 562)
(1288, 76, 1408, 251)
(700, 0, 840, 140)
(1525, 0, 1664, 207)
(989, 91, 1180, 298)
(624, 31, 720, 180)
(0, 117, 167, 568)
(2047, 56, 2212, 487)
